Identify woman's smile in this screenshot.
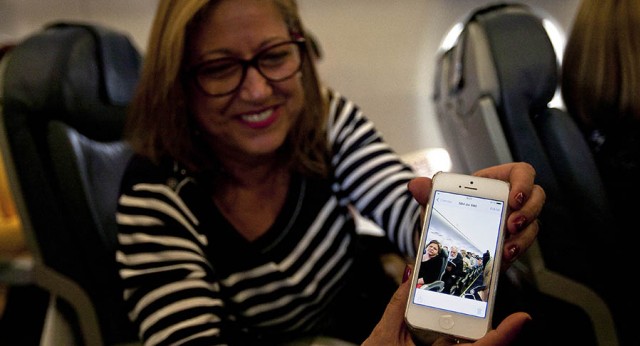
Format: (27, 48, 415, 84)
(238, 106, 279, 129)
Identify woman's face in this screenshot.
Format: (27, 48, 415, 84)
(186, 0, 304, 164)
(426, 243, 439, 257)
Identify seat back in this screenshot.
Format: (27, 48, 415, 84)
(433, 3, 618, 345)
(0, 22, 141, 345)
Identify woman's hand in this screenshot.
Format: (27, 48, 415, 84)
(362, 279, 416, 346)
(471, 162, 545, 269)
(408, 162, 545, 269)
(362, 270, 531, 346)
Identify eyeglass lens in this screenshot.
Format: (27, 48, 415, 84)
(195, 41, 303, 96)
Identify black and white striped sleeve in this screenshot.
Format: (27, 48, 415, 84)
(326, 91, 421, 258)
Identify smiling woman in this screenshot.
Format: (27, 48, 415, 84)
(116, 1, 422, 344)
(0, 1, 550, 345)
(113, 1, 544, 345)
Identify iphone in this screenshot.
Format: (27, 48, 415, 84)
(404, 172, 509, 342)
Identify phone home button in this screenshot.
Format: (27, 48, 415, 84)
(439, 315, 455, 330)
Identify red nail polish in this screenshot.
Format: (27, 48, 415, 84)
(514, 216, 527, 230)
(402, 266, 412, 283)
(506, 245, 520, 261)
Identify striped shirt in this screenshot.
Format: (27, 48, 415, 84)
(116, 91, 421, 345)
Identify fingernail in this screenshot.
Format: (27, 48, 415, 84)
(402, 265, 412, 283)
(513, 216, 527, 230)
(506, 244, 520, 261)
(515, 192, 525, 206)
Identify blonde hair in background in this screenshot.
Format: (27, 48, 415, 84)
(561, 0, 640, 129)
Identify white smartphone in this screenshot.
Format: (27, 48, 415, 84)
(404, 171, 510, 342)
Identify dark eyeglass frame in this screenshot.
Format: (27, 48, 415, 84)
(188, 36, 307, 97)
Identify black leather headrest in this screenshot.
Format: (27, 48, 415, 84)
(2, 22, 141, 141)
(471, 4, 558, 115)
(450, 3, 558, 112)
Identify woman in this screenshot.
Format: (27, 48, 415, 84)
(561, 0, 639, 344)
(116, 0, 544, 345)
(417, 239, 446, 286)
(562, 0, 640, 217)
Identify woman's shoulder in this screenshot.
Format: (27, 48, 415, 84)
(325, 88, 360, 117)
(324, 88, 371, 134)
(120, 154, 189, 190)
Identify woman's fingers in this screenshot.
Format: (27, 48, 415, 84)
(499, 182, 543, 264)
(473, 162, 536, 211)
(407, 176, 433, 206)
(409, 163, 546, 266)
(473, 163, 545, 264)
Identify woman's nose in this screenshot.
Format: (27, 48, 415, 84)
(238, 66, 271, 100)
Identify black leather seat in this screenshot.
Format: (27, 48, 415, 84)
(0, 22, 141, 345)
(433, 3, 618, 345)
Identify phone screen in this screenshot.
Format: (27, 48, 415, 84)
(411, 189, 505, 318)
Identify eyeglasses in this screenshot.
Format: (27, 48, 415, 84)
(189, 37, 306, 97)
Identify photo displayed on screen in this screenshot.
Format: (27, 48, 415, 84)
(412, 190, 505, 318)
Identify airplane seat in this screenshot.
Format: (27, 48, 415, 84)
(0, 22, 141, 345)
(433, 3, 618, 345)
(420, 280, 445, 293)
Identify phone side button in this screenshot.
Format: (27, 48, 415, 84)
(438, 315, 455, 330)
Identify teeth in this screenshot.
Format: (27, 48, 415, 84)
(242, 109, 272, 123)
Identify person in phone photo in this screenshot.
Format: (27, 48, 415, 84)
(478, 257, 494, 302)
(417, 239, 447, 287)
(115, 0, 545, 345)
(442, 245, 465, 294)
